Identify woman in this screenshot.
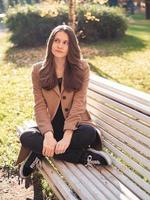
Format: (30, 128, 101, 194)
(16, 25, 111, 179)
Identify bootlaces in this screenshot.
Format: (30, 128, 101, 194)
(85, 155, 101, 167)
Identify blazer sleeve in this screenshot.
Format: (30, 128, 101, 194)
(63, 60, 90, 131)
(32, 63, 54, 135)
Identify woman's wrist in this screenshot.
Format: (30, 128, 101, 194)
(44, 131, 54, 138)
(64, 130, 73, 138)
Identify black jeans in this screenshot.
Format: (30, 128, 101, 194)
(20, 125, 100, 164)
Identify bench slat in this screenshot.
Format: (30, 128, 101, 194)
(89, 82, 150, 116)
(104, 141, 150, 195)
(104, 139, 150, 182)
(88, 90, 150, 127)
(99, 168, 140, 200)
(65, 162, 109, 200)
(103, 129, 150, 170)
(38, 160, 78, 200)
(53, 160, 96, 200)
(105, 164, 150, 200)
(76, 164, 118, 200)
(87, 96, 150, 136)
(89, 107, 150, 158)
(90, 74, 150, 106)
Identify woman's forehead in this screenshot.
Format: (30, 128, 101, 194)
(54, 31, 69, 41)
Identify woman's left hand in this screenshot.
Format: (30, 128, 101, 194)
(55, 130, 73, 154)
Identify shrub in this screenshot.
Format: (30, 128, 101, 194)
(5, 4, 68, 47)
(5, 3, 127, 46)
(77, 4, 127, 42)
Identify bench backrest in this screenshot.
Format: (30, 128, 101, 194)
(88, 74, 150, 200)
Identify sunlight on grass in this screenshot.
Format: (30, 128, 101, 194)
(0, 32, 33, 167)
(82, 13, 150, 92)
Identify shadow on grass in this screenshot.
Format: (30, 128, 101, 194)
(128, 24, 150, 33)
(5, 45, 45, 68)
(88, 62, 120, 83)
(81, 34, 146, 59)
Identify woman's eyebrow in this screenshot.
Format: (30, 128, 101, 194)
(54, 37, 69, 42)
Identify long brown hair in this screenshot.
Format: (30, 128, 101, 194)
(40, 25, 84, 92)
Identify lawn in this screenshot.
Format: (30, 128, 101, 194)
(82, 13, 150, 92)
(0, 12, 150, 168)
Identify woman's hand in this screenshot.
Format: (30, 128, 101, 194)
(55, 130, 73, 154)
(42, 131, 57, 157)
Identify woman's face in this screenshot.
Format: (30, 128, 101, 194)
(51, 31, 69, 59)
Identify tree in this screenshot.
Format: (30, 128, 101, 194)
(68, 0, 76, 31)
(145, 0, 150, 19)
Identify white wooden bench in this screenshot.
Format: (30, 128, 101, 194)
(17, 73, 150, 200)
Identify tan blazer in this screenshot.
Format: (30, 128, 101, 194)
(16, 60, 102, 165)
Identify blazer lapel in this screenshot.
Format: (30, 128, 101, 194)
(53, 85, 60, 97)
(53, 77, 64, 96)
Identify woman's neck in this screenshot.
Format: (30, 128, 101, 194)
(54, 57, 66, 68)
(54, 57, 66, 78)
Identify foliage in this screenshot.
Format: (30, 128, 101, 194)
(77, 4, 127, 42)
(4, 2, 127, 46)
(4, 4, 68, 47)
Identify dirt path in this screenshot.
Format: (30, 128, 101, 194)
(0, 169, 34, 200)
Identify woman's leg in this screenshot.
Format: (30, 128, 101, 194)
(19, 127, 44, 178)
(69, 124, 100, 149)
(54, 125, 100, 163)
(20, 127, 44, 155)
(54, 124, 111, 166)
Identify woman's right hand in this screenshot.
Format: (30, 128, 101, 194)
(42, 131, 57, 157)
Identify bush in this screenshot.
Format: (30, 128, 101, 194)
(77, 4, 127, 42)
(5, 3, 127, 47)
(5, 4, 68, 47)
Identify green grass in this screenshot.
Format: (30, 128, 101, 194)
(0, 12, 150, 169)
(82, 13, 150, 92)
(0, 32, 33, 168)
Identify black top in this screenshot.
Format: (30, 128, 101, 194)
(51, 78, 65, 141)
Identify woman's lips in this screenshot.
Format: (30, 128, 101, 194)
(55, 49, 63, 53)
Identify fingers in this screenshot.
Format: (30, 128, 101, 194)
(42, 146, 55, 157)
(55, 142, 67, 154)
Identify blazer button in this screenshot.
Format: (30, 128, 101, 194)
(62, 96, 66, 100)
(65, 108, 69, 112)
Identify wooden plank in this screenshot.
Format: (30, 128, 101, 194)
(104, 141, 150, 195)
(65, 162, 108, 200)
(77, 164, 119, 200)
(88, 89, 150, 127)
(38, 162, 65, 200)
(38, 160, 78, 200)
(88, 106, 150, 158)
(87, 96, 150, 136)
(103, 129, 150, 170)
(53, 160, 96, 200)
(89, 82, 150, 116)
(89, 167, 140, 200)
(104, 164, 150, 200)
(90, 74, 150, 106)
(103, 138, 150, 181)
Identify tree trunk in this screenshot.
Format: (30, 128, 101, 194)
(145, 0, 150, 19)
(68, 0, 76, 31)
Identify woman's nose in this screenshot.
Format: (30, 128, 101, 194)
(58, 42, 63, 48)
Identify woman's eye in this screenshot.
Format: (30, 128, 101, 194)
(64, 41, 69, 45)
